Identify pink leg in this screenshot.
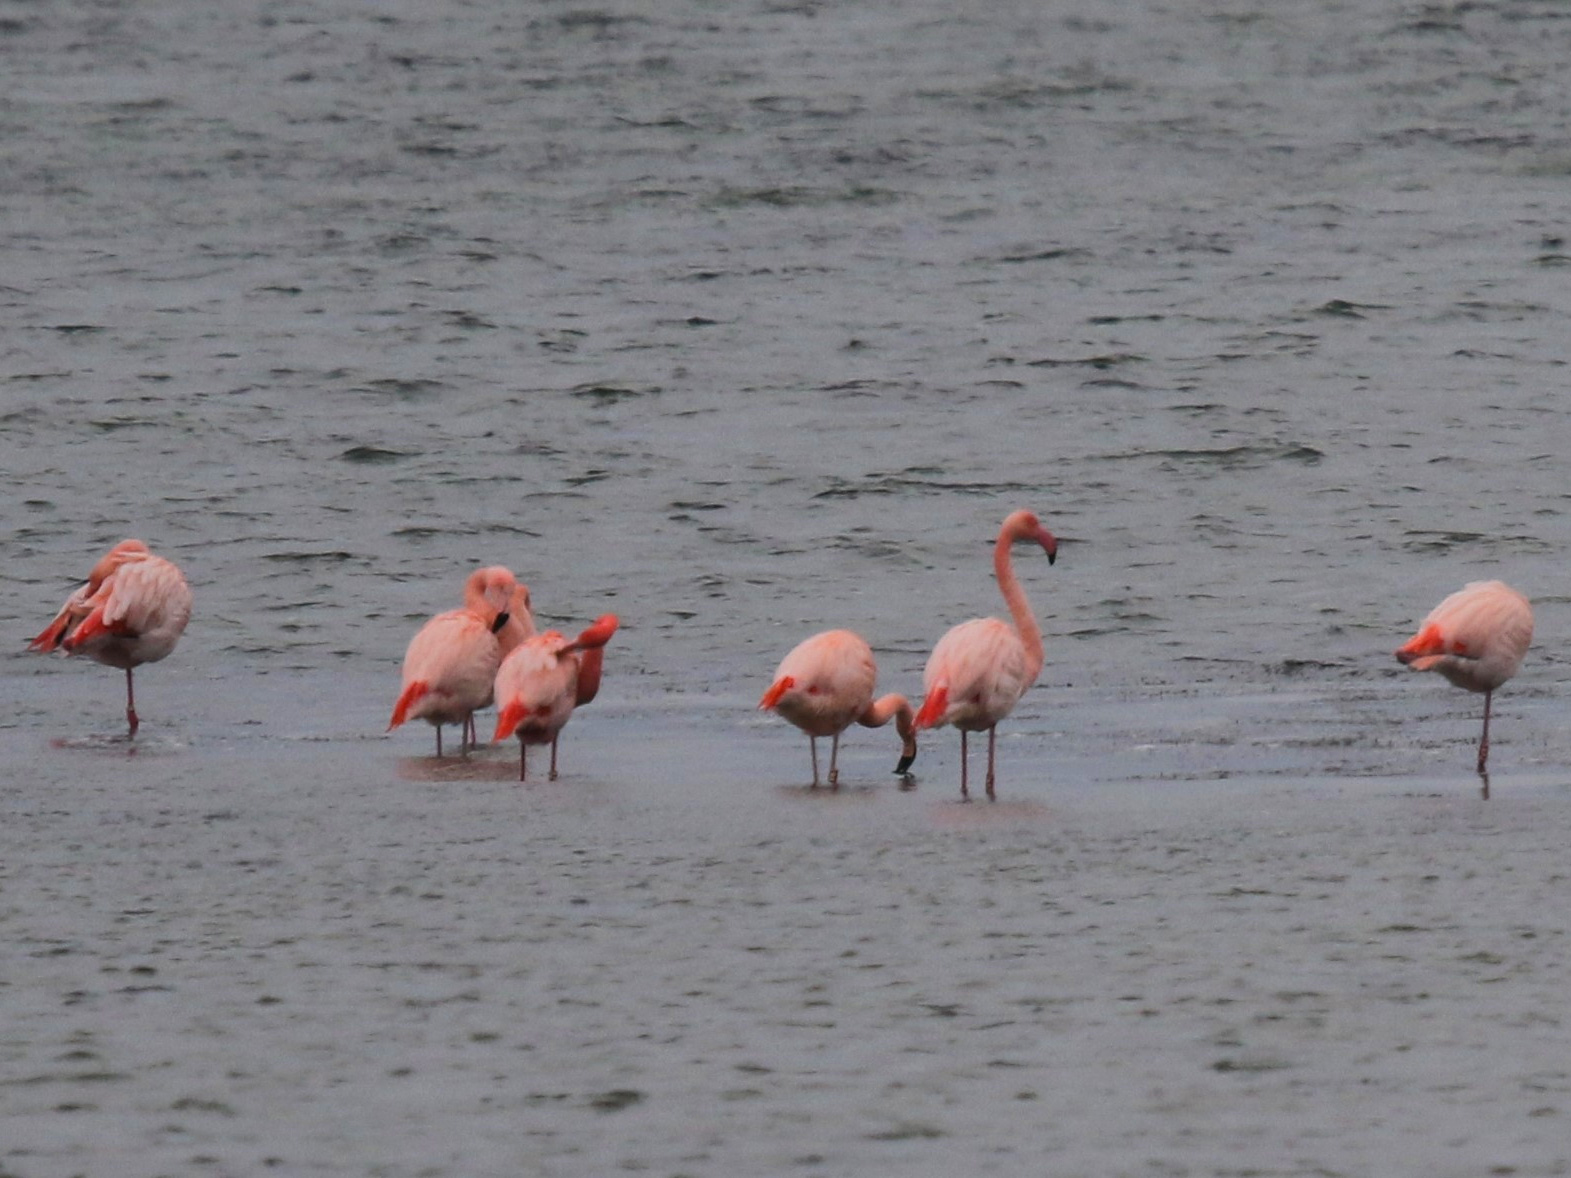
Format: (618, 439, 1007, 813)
(1478, 689, 1492, 775)
(808, 737, 820, 788)
(125, 668, 139, 739)
(960, 729, 969, 799)
(986, 727, 997, 800)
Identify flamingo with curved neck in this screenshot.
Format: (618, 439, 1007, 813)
(759, 629, 917, 788)
(913, 509, 1058, 799)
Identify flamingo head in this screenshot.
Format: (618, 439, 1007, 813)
(465, 566, 519, 628)
(1002, 510, 1057, 565)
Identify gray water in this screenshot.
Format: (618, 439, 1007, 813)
(4, 1, 1571, 1174)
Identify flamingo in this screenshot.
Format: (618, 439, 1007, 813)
(469, 580, 537, 749)
(388, 566, 519, 757)
(758, 629, 917, 788)
(28, 539, 193, 739)
(913, 509, 1058, 799)
(493, 614, 618, 781)
(1396, 579, 1533, 778)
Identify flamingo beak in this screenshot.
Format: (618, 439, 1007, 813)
(491, 612, 511, 635)
(1039, 527, 1058, 564)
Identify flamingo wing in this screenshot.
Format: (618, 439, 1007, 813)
(1397, 580, 1532, 692)
(918, 617, 1033, 731)
(391, 609, 502, 729)
(762, 629, 876, 737)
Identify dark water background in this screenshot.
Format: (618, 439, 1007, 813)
(4, 1, 1571, 1174)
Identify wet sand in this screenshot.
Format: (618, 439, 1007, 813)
(3, 672, 1570, 1176)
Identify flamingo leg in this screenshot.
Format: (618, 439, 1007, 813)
(960, 729, 969, 800)
(435, 724, 444, 758)
(463, 714, 476, 753)
(125, 668, 139, 740)
(986, 727, 998, 799)
(549, 737, 559, 782)
(809, 736, 820, 788)
(518, 740, 527, 782)
(1478, 689, 1492, 776)
(828, 733, 841, 788)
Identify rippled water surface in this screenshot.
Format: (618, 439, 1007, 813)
(4, 1, 1571, 1174)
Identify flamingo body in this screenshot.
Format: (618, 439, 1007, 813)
(759, 629, 916, 787)
(1396, 579, 1532, 776)
(493, 614, 618, 781)
(389, 566, 518, 757)
(914, 509, 1058, 799)
(915, 617, 1035, 732)
(29, 539, 192, 738)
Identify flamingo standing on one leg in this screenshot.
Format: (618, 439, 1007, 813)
(758, 629, 917, 788)
(913, 509, 1058, 800)
(1396, 580, 1533, 781)
(28, 539, 193, 739)
(493, 614, 618, 782)
(388, 566, 519, 757)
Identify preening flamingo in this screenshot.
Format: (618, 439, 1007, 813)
(28, 539, 193, 739)
(470, 580, 537, 748)
(1396, 579, 1532, 778)
(913, 509, 1058, 799)
(388, 566, 519, 757)
(759, 629, 917, 787)
(493, 614, 619, 782)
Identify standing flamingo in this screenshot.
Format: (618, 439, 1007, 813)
(493, 614, 618, 782)
(758, 629, 917, 788)
(28, 539, 193, 739)
(1396, 580, 1533, 779)
(388, 566, 519, 757)
(466, 580, 537, 749)
(913, 509, 1058, 799)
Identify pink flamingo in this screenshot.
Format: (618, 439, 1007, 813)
(469, 580, 537, 748)
(758, 629, 917, 788)
(28, 539, 193, 739)
(388, 566, 519, 757)
(493, 614, 619, 781)
(914, 509, 1059, 799)
(1396, 579, 1533, 777)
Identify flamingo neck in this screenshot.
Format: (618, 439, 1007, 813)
(861, 693, 914, 735)
(995, 526, 1044, 682)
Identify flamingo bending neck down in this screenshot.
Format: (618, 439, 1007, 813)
(388, 566, 519, 757)
(1396, 579, 1532, 785)
(758, 628, 917, 788)
(28, 539, 193, 739)
(493, 614, 618, 782)
(913, 509, 1058, 800)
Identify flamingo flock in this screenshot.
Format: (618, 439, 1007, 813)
(26, 512, 1538, 796)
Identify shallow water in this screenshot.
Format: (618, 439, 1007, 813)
(4, 0, 1571, 1174)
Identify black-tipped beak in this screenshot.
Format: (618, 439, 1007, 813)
(490, 612, 510, 635)
(894, 752, 916, 775)
(1047, 550, 1056, 565)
